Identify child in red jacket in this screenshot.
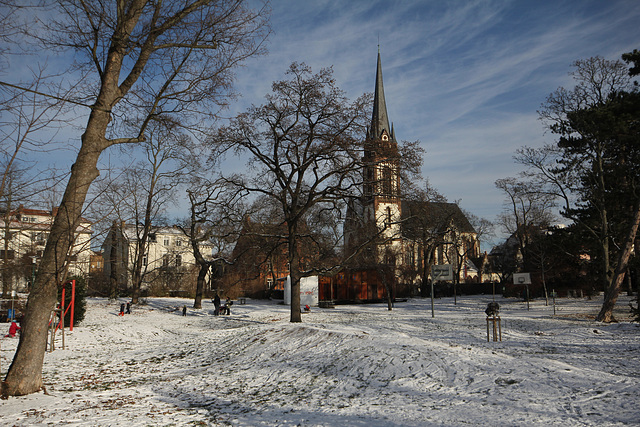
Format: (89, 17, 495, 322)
(6, 321, 20, 337)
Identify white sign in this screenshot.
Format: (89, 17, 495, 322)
(284, 275, 319, 307)
(513, 273, 531, 284)
(431, 264, 453, 281)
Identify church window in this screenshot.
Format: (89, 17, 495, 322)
(382, 166, 392, 195)
(385, 206, 392, 228)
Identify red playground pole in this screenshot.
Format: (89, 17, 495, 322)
(70, 280, 75, 331)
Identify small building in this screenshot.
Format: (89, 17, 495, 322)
(0, 205, 92, 292)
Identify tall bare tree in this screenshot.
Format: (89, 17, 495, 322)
(2, 0, 269, 397)
(212, 63, 370, 322)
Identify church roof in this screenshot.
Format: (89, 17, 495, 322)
(369, 52, 392, 141)
(401, 201, 476, 239)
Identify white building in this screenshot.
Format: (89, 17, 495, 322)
(0, 206, 93, 291)
(102, 223, 213, 293)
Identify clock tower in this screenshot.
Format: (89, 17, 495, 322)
(362, 51, 402, 264)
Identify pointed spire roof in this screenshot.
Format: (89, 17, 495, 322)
(370, 51, 392, 141)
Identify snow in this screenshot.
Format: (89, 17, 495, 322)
(1, 295, 638, 426)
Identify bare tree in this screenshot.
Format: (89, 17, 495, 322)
(0, 68, 71, 298)
(495, 177, 556, 272)
(212, 63, 370, 322)
(2, 0, 269, 397)
(179, 177, 245, 309)
(99, 121, 190, 303)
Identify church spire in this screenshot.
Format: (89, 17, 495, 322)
(370, 51, 392, 141)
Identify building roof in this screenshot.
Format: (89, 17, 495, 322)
(369, 51, 393, 141)
(0, 205, 91, 232)
(401, 201, 476, 239)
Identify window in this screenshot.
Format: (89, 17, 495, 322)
(176, 239, 182, 247)
(149, 233, 157, 243)
(142, 254, 148, 266)
(175, 254, 182, 267)
(164, 238, 170, 246)
(382, 166, 392, 195)
(163, 255, 170, 267)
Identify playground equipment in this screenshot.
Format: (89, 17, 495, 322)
(47, 279, 76, 352)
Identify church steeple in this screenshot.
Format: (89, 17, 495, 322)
(370, 51, 392, 141)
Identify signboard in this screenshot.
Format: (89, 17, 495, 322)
(513, 273, 531, 284)
(284, 276, 319, 307)
(431, 264, 453, 281)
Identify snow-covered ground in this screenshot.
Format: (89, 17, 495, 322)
(1, 294, 638, 426)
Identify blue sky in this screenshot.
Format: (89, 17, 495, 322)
(8, 1, 640, 249)
(224, 0, 640, 247)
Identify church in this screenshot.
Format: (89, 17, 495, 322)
(342, 52, 481, 296)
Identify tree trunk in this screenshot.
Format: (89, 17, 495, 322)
(194, 263, 207, 309)
(381, 267, 393, 311)
(288, 222, 301, 323)
(596, 202, 640, 322)
(108, 229, 118, 299)
(3, 142, 102, 396)
(130, 237, 143, 304)
(131, 176, 157, 304)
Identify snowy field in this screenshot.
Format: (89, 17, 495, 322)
(1, 294, 638, 426)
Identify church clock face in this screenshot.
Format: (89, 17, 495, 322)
(382, 134, 389, 141)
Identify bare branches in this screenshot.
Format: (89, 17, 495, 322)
(211, 62, 369, 321)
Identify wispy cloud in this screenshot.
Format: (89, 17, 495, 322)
(229, 0, 640, 246)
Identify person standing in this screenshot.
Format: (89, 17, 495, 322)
(182, 305, 187, 316)
(213, 294, 221, 316)
(119, 303, 125, 316)
(126, 302, 131, 314)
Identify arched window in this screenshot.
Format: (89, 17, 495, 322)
(382, 166, 392, 195)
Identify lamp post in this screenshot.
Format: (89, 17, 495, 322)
(10, 289, 15, 321)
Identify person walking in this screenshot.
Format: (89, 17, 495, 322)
(126, 302, 131, 314)
(119, 303, 125, 316)
(182, 305, 187, 316)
